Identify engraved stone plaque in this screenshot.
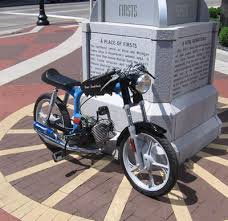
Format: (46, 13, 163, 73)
(90, 33, 153, 77)
(88, 29, 213, 101)
(172, 33, 212, 98)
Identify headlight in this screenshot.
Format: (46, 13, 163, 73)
(135, 73, 151, 94)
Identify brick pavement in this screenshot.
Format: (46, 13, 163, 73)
(0, 22, 227, 221)
(0, 23, 77, 71)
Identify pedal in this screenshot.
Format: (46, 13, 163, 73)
(52, 150, 66, 162)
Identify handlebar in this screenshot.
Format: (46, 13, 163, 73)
(121, 64, 155, 80)
(104, 64, 155, 80)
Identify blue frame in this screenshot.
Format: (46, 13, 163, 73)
(68, 83, 121, 132)
(69, 86, 83, 131)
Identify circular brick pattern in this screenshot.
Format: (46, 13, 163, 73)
(0, 101, 227, 221)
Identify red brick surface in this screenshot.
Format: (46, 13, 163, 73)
(0, 23, 227, 221)
(0, 25, 76, 71)
(0, 209, 19, 221)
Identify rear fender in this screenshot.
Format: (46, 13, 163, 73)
(116, 122, 166, 147)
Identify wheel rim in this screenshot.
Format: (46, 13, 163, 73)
(123, 133, 170, 192)
(35, 99, 65, 131)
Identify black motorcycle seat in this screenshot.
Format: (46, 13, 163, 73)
(41, 69, 81, 91)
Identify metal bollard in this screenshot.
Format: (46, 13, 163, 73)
(37, 0, 50, 26)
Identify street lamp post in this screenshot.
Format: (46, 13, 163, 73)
(89, 0, 93, 15)
(90, 0, 94, 17)
(37, 0, 49, 26)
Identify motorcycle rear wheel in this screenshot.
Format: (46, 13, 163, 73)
(119, 127, 178, 197)
(33, 93, 71, 150)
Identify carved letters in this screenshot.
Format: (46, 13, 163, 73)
(173, 34, 212, 97)
(119, 4, 137, 17)
(90, 34, 150, 76)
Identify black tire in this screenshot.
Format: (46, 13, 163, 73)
(33, 93, 71, 151)
(119, 127, 178, 198)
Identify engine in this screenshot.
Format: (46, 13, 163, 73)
(92, 106, 116, 144)
(69, 106, 116, 147)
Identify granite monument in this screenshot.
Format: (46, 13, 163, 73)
(81, 0, 222, 164)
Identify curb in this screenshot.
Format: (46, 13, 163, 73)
(0, 25, 34, 36)
(0, 11, 88, 23)
(0, 19, 81, 38)
(0, 26, 45, 39)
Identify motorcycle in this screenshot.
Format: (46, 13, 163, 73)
(33, 63, 178, 197)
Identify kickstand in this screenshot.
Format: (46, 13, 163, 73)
(52, 139, 69, 162)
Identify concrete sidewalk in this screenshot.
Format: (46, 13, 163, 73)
(216, 49, 228, 75)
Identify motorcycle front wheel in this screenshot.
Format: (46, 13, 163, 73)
(119, 127, 178, 197)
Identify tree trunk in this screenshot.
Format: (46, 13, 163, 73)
(221, 0, 228, 27)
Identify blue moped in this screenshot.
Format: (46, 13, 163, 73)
(33, 63, 178, 197)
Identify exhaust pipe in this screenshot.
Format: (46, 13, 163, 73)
(33, 122, 102, 154)
(34, 121, 65, 146)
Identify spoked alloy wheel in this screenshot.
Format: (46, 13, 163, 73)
(120, 128, 178, 197)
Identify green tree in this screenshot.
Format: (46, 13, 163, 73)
(220, 0, 228, 27)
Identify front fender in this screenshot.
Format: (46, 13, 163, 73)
(116, 122, 166, 147)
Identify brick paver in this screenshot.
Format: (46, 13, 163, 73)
(0, 22, 227, 221)
(0, 24, 77, 71)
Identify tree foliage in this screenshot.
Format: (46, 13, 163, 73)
(219, 27, 228, 47)
(209, 7, 220, 18)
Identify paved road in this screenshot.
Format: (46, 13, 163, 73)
(0, 0, 223, 33)
(0, 1, 90, 33)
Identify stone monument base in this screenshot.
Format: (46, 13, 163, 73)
(81, 85, 222, 164)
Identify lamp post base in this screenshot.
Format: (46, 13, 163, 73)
(37, 0, 50, 26)
(37, 14, 49, 26)
(37, 19, 50, 26)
